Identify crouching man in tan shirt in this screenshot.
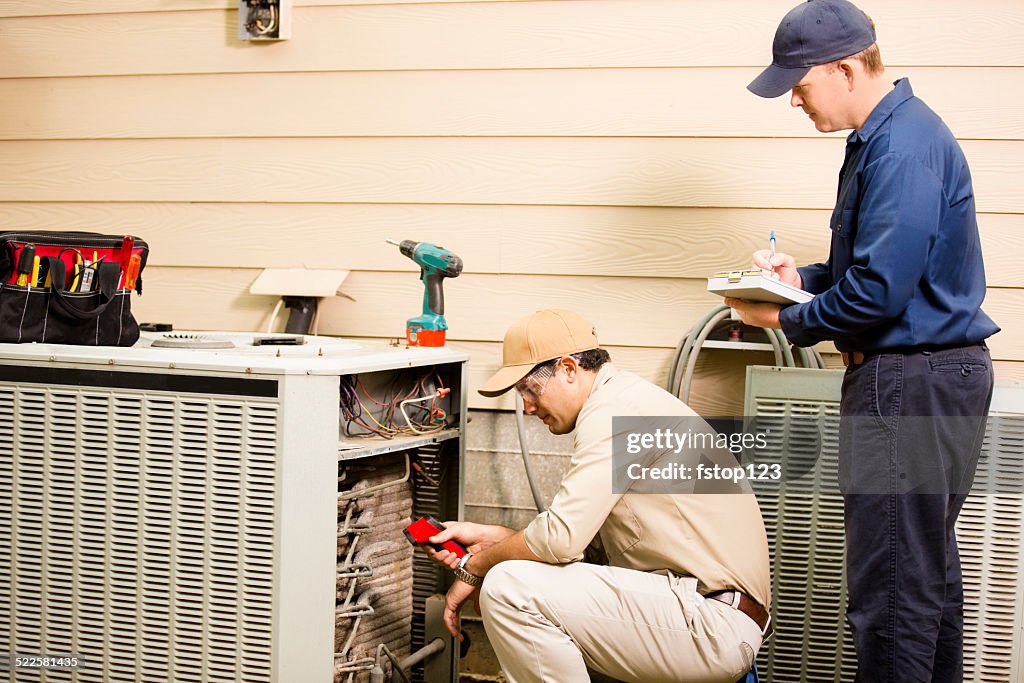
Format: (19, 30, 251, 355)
(427, 309, 771, 683)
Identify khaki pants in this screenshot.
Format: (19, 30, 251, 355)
(479, 561, 762, 683)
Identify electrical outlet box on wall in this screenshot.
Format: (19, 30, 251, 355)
(239, 0, 292, 41)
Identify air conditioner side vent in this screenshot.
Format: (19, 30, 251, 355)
(746, 368, 1024, 682)
(2, 382, 281, 682)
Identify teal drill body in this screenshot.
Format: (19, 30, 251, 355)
(393, 240, 463, 346)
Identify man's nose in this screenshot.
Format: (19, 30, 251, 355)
(790, 89, 803, 108)
(520, 394, 538, 414)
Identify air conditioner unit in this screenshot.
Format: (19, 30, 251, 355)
(745, 366, 1024, 682)
(0, 332, 468, 683)
(961, 382, 1024, 683)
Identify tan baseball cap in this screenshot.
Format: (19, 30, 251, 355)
(478, 309, 600, 397)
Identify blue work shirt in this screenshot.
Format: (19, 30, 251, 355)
(779, 78, 999, 352)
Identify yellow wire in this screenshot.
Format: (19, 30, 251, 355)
(358, 399, 399, 433)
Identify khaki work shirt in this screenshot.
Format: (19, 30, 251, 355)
(522, 363, 771, 608)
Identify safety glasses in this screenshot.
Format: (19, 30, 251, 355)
(514, 360, 559, 403)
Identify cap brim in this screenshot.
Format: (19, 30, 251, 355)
(477, 362, 536, 398)
(747, 63, 811, 99)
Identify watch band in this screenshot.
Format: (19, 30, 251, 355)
(454, 552, 484, 587)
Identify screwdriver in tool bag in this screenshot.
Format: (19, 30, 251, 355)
(125, 254, 141, 292)
(70, 252, 83, 292)
(15, 245, 35, 286)
(119, 235, 135, 288)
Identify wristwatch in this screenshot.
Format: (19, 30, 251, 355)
(453, 552, 484, 587)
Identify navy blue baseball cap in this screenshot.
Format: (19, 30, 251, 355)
(748, 0, 876, 98)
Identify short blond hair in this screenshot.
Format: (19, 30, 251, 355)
(849, 43, 884, 76)
(825, 42, 884, 77)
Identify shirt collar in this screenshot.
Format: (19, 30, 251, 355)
(586, 362, 616, 400)
(849, 77, 914, 144)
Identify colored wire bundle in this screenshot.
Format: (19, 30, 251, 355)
(340, 371, 450, 438)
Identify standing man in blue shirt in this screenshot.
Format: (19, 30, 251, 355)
(727, 1, 999, 681)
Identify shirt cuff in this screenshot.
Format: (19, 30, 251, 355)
(779, 303, 817, 348)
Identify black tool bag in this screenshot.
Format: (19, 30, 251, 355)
(0, 231, 149, 346)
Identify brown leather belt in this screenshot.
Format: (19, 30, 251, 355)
(841, 351, 866, 367)
(707, 590, 773, 638)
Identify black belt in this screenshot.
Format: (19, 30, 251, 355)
(707, 591, 773, 638)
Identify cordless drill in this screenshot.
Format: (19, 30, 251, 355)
(387, 239, 463, 347)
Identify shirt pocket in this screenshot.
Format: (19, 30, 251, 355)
(829, 205, 858, 277)
(830, 204, 858, 239)
(600, 497, 643, 561)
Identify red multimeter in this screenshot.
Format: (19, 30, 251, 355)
(403, 516, 468, 558)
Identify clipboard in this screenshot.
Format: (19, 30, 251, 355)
(707, 270, 813, 305)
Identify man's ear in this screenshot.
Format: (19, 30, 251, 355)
(837, 60, 857, 90)
(559, 355, 581, 382)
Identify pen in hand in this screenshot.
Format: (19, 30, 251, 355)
(761, 230, 777, 278)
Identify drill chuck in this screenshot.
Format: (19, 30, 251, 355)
(397, 239, 417, 260)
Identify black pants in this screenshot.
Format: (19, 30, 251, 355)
(839, 343, 993, 683)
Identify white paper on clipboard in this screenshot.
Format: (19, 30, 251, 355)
(706, 270, 813, 305)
